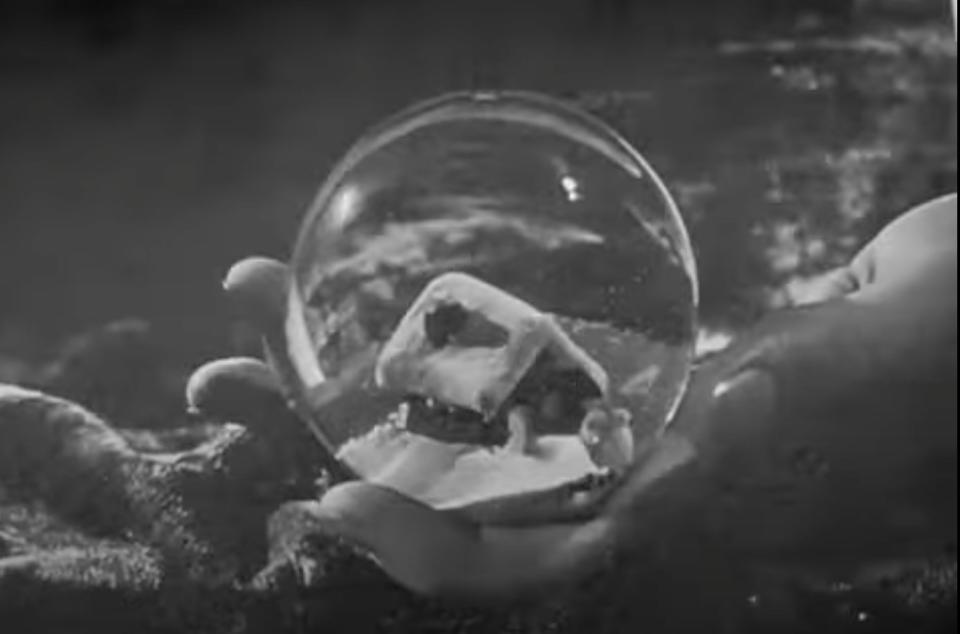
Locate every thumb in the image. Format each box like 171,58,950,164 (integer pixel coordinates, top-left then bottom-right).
717,194,956,421
704,292,953,466
714,300,880,419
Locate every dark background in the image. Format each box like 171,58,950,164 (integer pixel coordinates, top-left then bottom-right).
0,0,955,376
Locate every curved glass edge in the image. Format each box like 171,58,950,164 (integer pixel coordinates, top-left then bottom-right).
285,90,701,441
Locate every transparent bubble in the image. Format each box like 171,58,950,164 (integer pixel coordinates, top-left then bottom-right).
282,91,698,510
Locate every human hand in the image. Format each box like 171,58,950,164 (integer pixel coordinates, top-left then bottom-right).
611,193,957,564
188,194,955,599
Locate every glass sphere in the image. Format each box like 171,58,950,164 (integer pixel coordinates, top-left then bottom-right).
282,91,698,511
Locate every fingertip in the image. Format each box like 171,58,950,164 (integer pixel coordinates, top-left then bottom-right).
186,356,281,415
223,257,289,328
222,256,287,294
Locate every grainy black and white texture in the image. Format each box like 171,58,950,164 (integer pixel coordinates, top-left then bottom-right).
0,1,956,632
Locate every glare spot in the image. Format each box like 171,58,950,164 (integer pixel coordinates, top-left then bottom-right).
696,327,734,358
329,184,363,229
561,175,582,202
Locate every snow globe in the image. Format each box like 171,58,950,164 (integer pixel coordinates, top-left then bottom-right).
281,91,698,510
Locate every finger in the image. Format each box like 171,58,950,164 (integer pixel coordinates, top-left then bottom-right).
687,354,955,563
222,256,295,377
222,256,320,398
612,323,837,556
698,301,899,486
717,278,955,427
222,258,359,483
317,480,617,600
222,257,289,336
221,259,303,411
735,194,958,414
185,357,310,453
186,355,353,493
684,306,955,563
453,473,621,527
186,357,284,424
